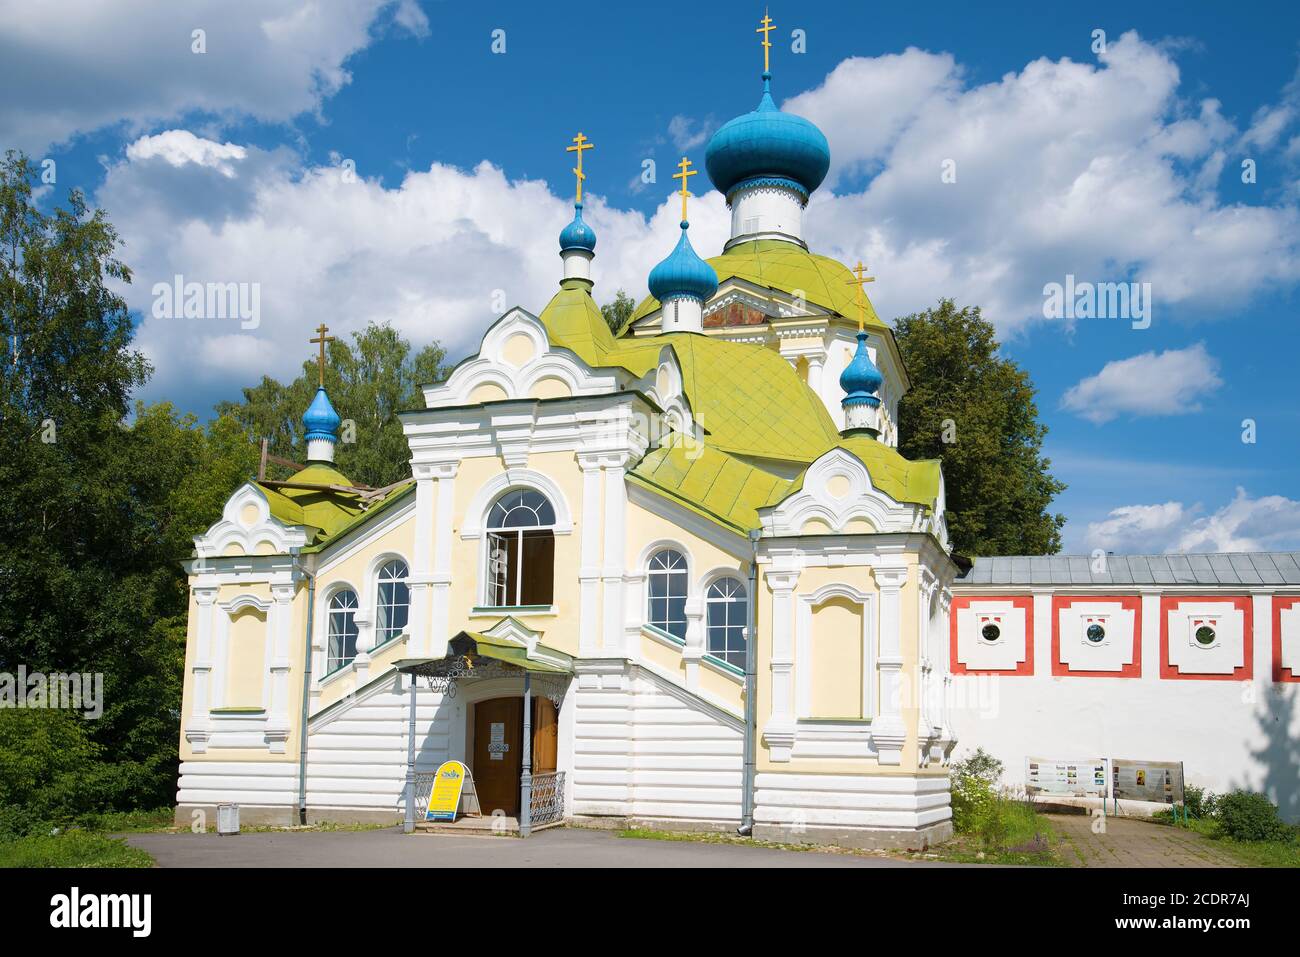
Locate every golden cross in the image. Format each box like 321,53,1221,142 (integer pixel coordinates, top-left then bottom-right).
847,261,875,331
566,131,594,203
309,322,335,386
673,156,697,221
756,11,775,73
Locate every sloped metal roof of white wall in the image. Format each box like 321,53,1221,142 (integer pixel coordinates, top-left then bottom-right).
956,552,1300,587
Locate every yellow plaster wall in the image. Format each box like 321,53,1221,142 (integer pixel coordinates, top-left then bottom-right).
225,606,267,708
754,551,935,776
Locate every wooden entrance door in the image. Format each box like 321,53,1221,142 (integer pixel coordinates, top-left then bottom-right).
473,697,522,817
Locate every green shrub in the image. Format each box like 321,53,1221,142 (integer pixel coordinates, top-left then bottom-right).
949,748,1004,839
1215,791,1294,843
1183,785,1218,819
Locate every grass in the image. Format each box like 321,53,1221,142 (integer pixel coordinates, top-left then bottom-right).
0,831,153,868
1151,811,1300,868
614,806,1066,866
917,798,1064,866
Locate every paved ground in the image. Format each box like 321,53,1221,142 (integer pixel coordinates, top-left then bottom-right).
1045,813,1242,867
125,826,957,868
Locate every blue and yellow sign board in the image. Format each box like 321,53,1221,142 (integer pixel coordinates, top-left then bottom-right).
425,760,470,821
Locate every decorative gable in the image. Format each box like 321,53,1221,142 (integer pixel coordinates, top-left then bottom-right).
762,447,945,545
194,483,309,560
422,308,624,408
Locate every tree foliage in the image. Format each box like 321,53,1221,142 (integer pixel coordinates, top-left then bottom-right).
0,152,454,820
600,289,636,334
216,323,449,488
893,299,1066,556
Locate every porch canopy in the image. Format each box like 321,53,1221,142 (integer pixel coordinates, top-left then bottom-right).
394,629,573,836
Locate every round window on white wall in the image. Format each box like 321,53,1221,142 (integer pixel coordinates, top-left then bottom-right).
1086,623,1106,643
980,623,1001,643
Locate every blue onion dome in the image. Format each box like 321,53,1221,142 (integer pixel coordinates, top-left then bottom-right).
840,332,883,406
648,221,719,303
303,385,341,441
559,202,596,253
705,72,831,201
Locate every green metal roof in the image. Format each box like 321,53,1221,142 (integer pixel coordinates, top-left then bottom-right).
629,432,792,533
256,465,415,551
787,435,942,509
539,281,842,464
625,239,886,332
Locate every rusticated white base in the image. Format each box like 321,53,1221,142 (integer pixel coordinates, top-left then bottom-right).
754,771,952,848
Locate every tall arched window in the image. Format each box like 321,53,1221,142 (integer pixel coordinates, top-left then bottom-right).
486,489,556,607
375,559,410,646
327,589,359,673
647,548,689,640
706,577,747,668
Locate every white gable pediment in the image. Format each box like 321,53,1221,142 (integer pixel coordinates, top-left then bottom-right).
762,448,931,539
422,308,623,408
194,483,309,560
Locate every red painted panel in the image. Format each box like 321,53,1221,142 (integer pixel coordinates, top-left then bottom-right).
1158,595,1252,681
1273,596,1300,683
950,595,1034,676
1051,595,1142,678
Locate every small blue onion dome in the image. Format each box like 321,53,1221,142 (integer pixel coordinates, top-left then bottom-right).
559,202,596,253
303,385,341,441
840,332,883,407
705,72,831,200
648,221,719,303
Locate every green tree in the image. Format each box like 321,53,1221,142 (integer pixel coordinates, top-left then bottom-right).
217,323,449,488
0,151,257,815
893,299,1065,556
601,289,636,334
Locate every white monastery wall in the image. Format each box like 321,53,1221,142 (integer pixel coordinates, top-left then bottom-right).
948,590,1300,820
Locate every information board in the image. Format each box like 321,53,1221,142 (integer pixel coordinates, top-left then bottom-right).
1112,759,1183,805
425,760,471,822
1025,757,1108,796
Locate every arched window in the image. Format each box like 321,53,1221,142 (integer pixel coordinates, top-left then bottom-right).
327,589,359,673
375,559,410,646
647,548,689,640
486,489,556,607
706,577,747,668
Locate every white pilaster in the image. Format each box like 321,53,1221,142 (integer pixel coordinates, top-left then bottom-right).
600,457,629,656
682,595,705,689
871,562,910,766
762,564,801,762
427,462,458,659
577,455,604,657
186,586,219,753
266,581,295,753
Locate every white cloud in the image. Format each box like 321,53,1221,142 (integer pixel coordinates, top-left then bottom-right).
786,32,1300,330
126,130,247,178
1084,488,1300,553
0,0,428,154
100,131,729,408
1060,343,1222,424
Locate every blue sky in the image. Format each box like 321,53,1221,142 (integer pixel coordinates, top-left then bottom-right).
4,0,1299,554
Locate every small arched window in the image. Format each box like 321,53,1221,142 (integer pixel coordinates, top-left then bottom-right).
486,489,556,607
375,559,410,646
706,577,747,668
327,589,359,673
647,548,689,640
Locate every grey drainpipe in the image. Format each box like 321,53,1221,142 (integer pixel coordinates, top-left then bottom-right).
738,528,760,836
294,551,315,825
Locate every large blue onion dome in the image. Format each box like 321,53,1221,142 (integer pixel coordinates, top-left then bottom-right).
840,332,883,407
303,385,341,441
705,72,831,201
648,222,719,303
559,202,596,253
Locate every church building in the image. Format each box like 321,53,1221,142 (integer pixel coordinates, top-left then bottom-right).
177,20,1300,845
